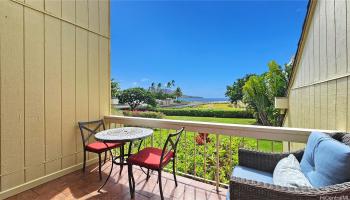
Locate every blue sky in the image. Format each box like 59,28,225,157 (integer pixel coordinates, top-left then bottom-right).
111,0,308,98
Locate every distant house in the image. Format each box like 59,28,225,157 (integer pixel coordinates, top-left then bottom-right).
283,0,349,133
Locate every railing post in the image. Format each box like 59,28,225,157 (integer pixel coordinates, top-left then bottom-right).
194,132,197,177
215,134,220,192
185,131,188,173
203,133,207,181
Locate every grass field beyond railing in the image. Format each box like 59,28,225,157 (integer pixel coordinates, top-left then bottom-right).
105,116,314,189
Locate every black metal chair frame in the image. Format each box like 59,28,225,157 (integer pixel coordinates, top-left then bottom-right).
78,119,125,180
128,128,184,200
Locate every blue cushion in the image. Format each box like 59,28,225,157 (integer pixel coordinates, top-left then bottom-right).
231,165,273,184
300,131,350,187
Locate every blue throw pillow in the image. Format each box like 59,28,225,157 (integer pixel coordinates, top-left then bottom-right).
300,132,350,187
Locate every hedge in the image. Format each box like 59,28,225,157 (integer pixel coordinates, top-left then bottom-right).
122,110,164,119
156,108,253,118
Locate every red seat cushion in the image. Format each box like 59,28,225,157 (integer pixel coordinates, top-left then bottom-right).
86,142,122,153
127,147,174,170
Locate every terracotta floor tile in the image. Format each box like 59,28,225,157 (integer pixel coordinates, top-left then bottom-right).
6,163,227,200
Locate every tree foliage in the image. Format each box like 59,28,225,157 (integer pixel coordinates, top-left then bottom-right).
174,87,183,99
111,79,121,98
118,87,156,110
148,80,179,100
242,61,291,126
225,74,255,104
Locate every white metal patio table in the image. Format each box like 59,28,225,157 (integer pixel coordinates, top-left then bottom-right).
94,127,153,192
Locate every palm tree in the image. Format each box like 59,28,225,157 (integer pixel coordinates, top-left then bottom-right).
174,87,183,100
166,81,172,88
149,82,156,92
157,83,162,92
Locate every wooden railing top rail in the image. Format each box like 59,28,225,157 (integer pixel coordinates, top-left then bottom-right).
104,115,336,143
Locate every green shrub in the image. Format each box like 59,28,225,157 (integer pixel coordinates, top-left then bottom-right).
157,108,253,118
122,110,164,119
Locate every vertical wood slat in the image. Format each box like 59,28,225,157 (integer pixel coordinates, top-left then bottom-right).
0,1,25,190
24,7,45,181
313,1,320,82
0,0,111,194
76,0,88,28
44,15,62,174
326,0,336,77
334,0,347,75
61,22,76,169
88,0,99,33
327,81,336,130
88,32,99,161
319,0,327,80
336,77,348,131
75,27,89,164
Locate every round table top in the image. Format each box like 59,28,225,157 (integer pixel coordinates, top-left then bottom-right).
95,127,153,142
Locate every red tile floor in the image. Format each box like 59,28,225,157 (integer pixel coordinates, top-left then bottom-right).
7,162,227,200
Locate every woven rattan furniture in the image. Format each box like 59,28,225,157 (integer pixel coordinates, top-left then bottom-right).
229,132,350,200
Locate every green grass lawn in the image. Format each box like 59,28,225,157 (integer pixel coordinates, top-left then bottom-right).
111,107,282,183
147,115,281,183
195,103,239,110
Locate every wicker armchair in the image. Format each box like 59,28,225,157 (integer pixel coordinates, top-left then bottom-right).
229,132,350,200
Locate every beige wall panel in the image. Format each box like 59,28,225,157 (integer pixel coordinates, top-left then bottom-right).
335,0,347,75
1,173,25,191
88,33,100,159
320,83,328,130
88,33,100,121
25,0,44,10
319,0,327,80
62,22,76,167
76,28,89,162
288,90,295,126
314,84,321,128
348,78,350,131
24,8,45,181
0,0,110,195
45,159,61,175
304,87,310,128
307,25,314,84
45,16,62,170
99,0,109,36
99,37,110,117
313,2,320,82
348,0,350,73
326,0,336,77
309,86,315,128
45,0,61,17
336,77,347,131
62,0,76,23
327,80,336,130
25,165,45,182
296,89,301,128
0,1,25,189
62,155,75,169
88,0,99,33
76,0,88,28
300,56,305,86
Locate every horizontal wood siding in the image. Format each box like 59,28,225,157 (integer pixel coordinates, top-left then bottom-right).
286,0,350,133
0,0,110,194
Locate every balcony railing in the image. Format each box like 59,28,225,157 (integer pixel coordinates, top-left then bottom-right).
104,115,331,191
